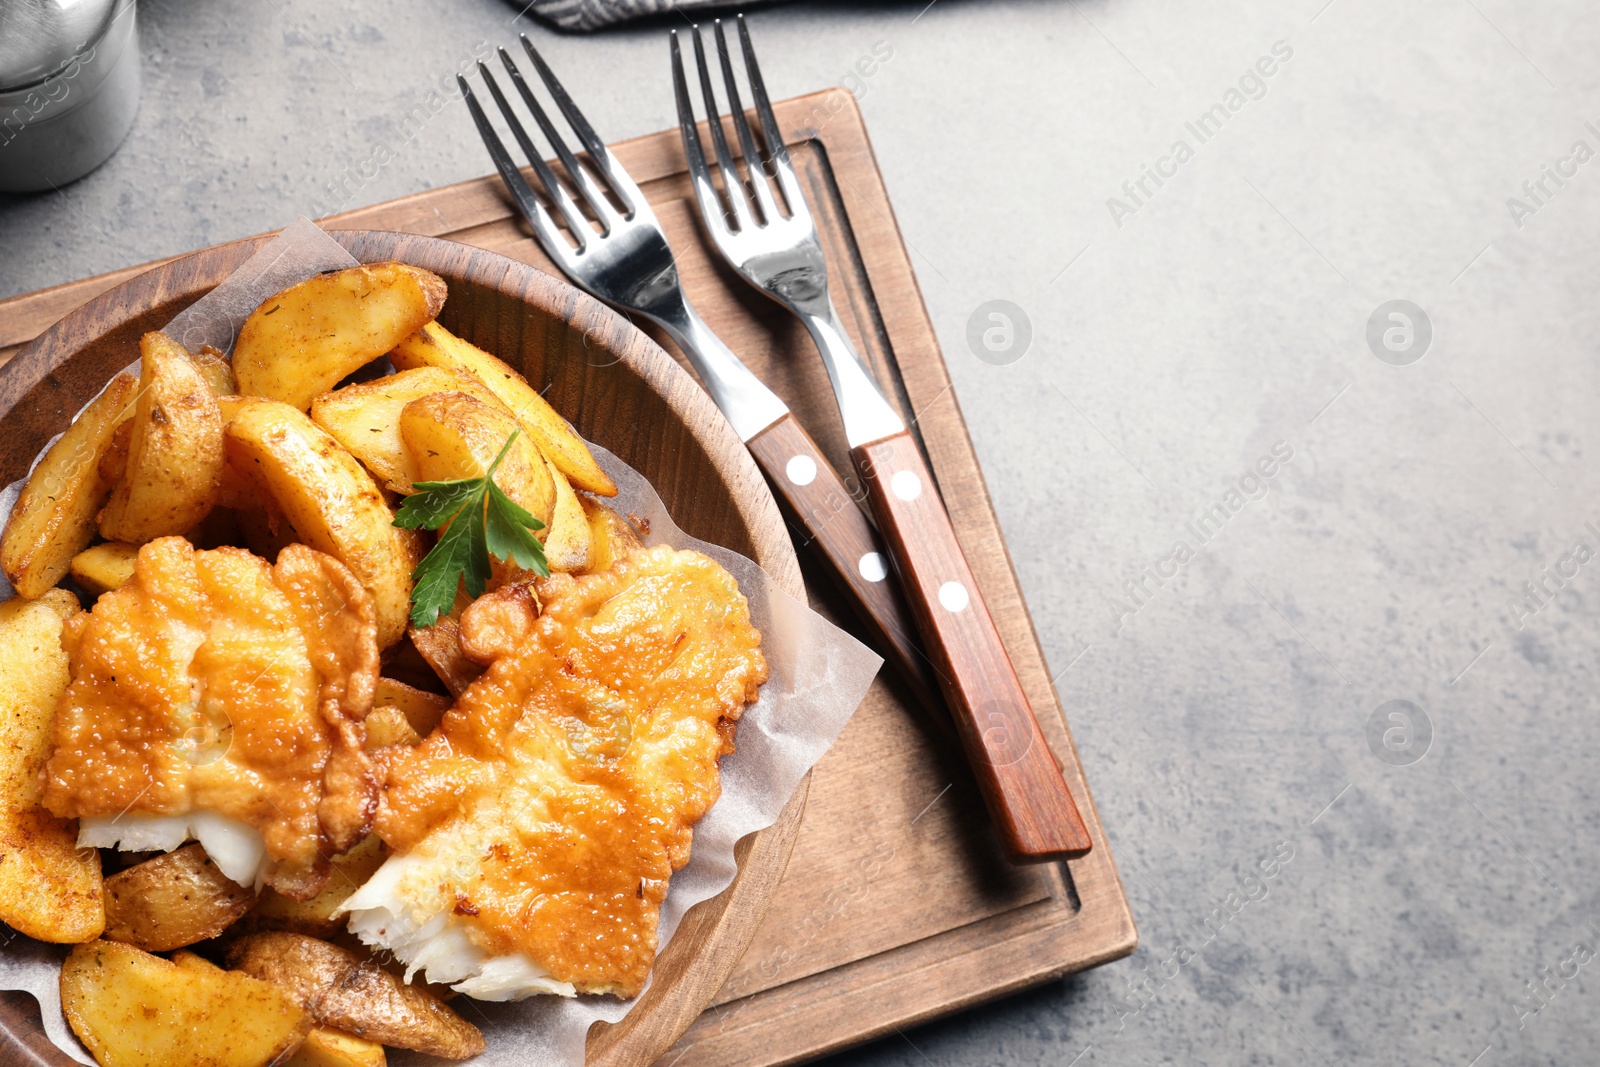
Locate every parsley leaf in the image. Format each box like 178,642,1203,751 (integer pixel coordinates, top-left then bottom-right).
394,431,548,629
394,478,480,529
485,481,546,572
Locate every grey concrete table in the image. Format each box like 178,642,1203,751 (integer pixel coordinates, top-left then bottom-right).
4,1,1598,1064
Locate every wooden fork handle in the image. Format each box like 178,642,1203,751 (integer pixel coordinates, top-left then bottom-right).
747,414,943,712
853,430,1092,862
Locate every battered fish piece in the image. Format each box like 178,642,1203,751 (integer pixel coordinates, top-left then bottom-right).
43,537,379,899
344,546,767,999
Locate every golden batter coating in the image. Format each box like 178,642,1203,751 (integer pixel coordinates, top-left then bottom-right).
374,545,767,997
42,537,379,898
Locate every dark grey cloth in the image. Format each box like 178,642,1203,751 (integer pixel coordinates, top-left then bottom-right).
516,0,779,32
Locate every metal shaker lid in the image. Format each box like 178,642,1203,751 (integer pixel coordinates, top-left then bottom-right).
0,0,122,92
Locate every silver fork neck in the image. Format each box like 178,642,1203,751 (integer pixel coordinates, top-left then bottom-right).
785,294,906,449
641,292,790,443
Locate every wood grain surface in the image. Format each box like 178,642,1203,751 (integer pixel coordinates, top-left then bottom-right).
0,91,1136,1067
745,412,941,712
855,430,1091,861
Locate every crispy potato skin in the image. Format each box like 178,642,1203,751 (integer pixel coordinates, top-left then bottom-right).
103,843,255,952
285,1028,388,1067
96,417,132,490
227,932,485,1060
239,834,387,939
407,611,484,698
0,373,137,598
311,366,514,495
390,320,616,496
61,940,310,1067
540,456,592,573
0,591,103,943
189,345,238,396
68,541,140,596
223,397,415,647
399,391,557,528
374,676,451,736
235,263,447,411
581,496,643,574
99,332,225,544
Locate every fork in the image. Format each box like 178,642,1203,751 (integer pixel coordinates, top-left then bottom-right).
456,39,942,714
673,17,1091,862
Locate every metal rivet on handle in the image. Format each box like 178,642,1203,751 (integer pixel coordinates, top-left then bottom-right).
786,454,817,486
938,581,969,612
859,552,888,582
891,470,921,500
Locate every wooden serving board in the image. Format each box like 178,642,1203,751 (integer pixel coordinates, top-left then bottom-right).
0,91,1136,1065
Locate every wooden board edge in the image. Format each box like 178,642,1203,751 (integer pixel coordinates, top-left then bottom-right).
663,888,1138,1066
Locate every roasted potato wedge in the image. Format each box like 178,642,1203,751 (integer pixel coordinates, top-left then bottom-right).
375,676,451,736
227,932,485,1060
311,366,512,494
0,590,102,943
409,588,483,697
364,705,423,750
223,397,416,647
213,396,256,509
95,418,132,491
241,834,387,939
171,948,225,974
408,611,484,698
391,320,616,496
235,263,447,411
540,458,592,573
61,940,309,1067
214,458,254,510
68,541,139,596
0,373,137,597
286,1028,387,1067
582,496,643,574
189,344,238,396
103,843,255,952
99,331,224,544
400,391,557,527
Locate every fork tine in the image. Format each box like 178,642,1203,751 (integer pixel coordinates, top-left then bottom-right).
499,47,622,232
671,30,730,236
712,19,779,225
689,25,754,232
735,14,809,224
477,60,592,246
519,35,635,216
458,74,570,257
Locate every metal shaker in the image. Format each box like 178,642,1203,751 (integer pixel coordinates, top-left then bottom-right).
0,0,139,193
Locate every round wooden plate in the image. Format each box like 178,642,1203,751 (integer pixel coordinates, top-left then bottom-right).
0,229,809,1067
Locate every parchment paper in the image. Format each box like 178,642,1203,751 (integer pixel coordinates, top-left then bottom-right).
0,219,882,1066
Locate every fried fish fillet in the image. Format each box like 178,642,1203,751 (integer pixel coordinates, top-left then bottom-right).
343,545,767,999
42,537,379,898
